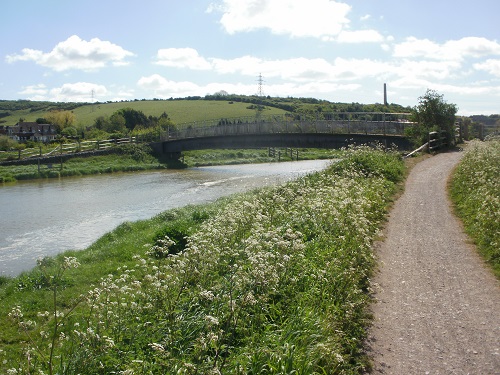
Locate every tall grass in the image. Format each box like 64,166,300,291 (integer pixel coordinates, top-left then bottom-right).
450,139,500,277
1,146,405,374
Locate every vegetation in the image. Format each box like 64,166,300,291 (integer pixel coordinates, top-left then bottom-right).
0,144,174,183
0,145,341,183
450,139,500,278
407,89,458,147
0,146,405,374
457,115,500,140
0,99,288,129
183,148,340,167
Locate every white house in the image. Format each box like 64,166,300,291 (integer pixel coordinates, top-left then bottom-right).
8,122,57,142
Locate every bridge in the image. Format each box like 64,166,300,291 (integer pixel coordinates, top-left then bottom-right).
150,112,415,159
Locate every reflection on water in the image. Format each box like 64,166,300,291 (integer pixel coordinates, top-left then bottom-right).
0,160,331,276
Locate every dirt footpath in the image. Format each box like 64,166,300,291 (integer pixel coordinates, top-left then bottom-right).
366,151,500,374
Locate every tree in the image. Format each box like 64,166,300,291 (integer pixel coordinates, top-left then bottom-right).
45,110,75,132
409,89,458,146
0,134,17,151
108,113,127,134
117,108,149,130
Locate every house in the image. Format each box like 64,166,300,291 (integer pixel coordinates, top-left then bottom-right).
8,122,57,143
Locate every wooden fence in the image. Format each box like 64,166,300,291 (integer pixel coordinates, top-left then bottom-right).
0,137,136,163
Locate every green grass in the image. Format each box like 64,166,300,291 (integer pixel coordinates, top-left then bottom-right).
183,148,341,167
450,139,500,278
1,146,341,183
0,145,174,183
0,147,405,374
1,100,288,128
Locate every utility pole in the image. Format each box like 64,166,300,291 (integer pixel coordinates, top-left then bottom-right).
91,89,95,112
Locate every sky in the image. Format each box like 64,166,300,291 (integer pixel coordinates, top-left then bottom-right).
1,0,499,115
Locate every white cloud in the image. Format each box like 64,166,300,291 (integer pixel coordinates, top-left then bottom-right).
155,48,212,70
393,37,439,59
213,0,352,39
19,84,48,96
396,59,462,80
474,59,500,77
394,36,500,61
337,29,385,43
137,73,361,99
392,76,500,96
48,82,108,102
137,73,251,98
137,74,201,97
211,55,394,82
6,35,134,71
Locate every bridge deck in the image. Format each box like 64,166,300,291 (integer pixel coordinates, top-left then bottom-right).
151,119,414,157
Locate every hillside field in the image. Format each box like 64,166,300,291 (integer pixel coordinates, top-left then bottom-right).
1,100,288,127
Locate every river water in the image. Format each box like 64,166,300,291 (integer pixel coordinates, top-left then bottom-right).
0,160,331,276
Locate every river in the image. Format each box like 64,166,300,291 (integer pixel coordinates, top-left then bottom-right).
0,160,332,276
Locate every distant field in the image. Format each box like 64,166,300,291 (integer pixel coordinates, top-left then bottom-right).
1,100,288,127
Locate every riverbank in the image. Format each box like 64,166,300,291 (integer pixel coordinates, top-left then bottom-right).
0,145,340,183
0,146,405,374
0,159,333,276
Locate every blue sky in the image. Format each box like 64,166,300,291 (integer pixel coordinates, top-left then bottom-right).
1,0,499,115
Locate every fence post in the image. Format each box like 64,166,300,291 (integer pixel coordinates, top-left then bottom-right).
383,113,386,136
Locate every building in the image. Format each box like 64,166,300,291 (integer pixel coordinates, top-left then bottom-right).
8,122,57,143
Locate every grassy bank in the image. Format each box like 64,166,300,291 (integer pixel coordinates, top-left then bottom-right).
450,139,500,278
183,148,340,167
0,147,339,183
0,144,171,183
0,146,405,374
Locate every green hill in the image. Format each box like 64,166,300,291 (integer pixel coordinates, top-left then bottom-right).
0,99,287,127
0,96,414,129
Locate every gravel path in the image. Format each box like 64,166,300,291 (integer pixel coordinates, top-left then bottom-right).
366,151,500,374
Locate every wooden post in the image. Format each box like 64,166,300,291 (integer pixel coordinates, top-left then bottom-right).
383,113,386,136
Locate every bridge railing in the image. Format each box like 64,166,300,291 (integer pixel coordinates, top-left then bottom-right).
162,113,415,141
